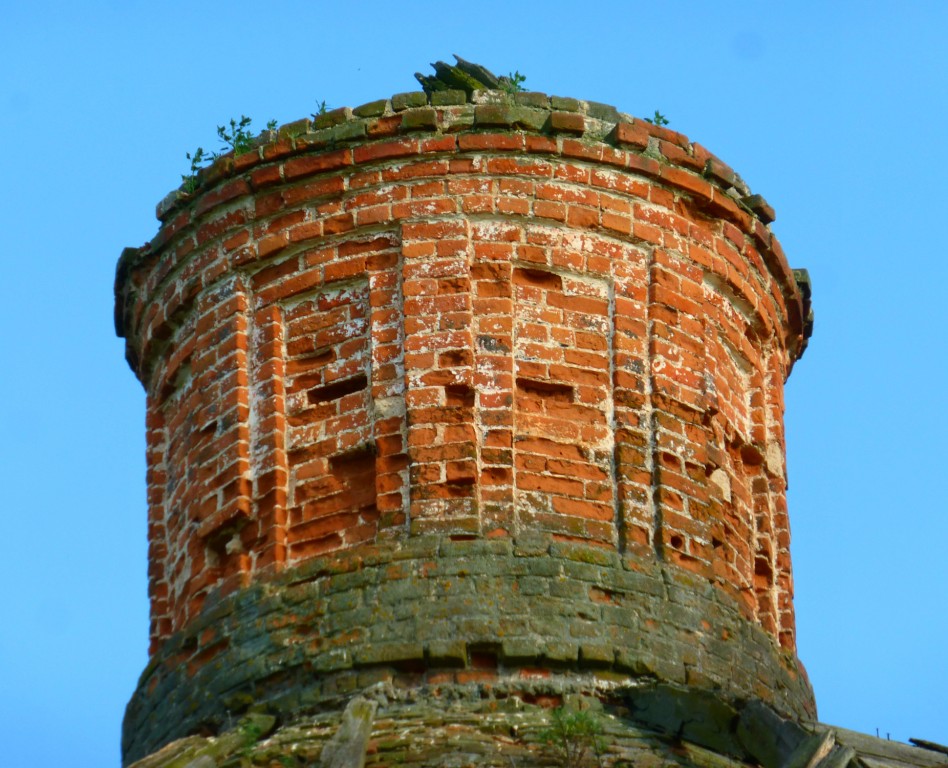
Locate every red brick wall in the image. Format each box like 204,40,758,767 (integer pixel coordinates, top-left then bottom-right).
116,92,810,657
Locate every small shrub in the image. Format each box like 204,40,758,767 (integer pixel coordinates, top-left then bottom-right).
181,114,269,192
538,707,605,768
239,719,264,744
216,115,256,157
181,147,212,193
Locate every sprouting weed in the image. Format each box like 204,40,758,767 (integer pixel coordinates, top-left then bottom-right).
216,115,256,156
644,110,669,126
501,70,527,94
311,99,330,119
181,114,266,192
181,147,211,193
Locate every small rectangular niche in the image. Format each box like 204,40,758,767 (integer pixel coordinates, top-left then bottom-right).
328,444,378,513
515,377,574,402
512,267,563,290
307,373,368,404
445,383,476,408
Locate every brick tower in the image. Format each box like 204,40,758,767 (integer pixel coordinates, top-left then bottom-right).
116,59,815,766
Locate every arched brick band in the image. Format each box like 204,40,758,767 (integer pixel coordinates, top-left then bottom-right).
122,535,814,763
116,87,814,763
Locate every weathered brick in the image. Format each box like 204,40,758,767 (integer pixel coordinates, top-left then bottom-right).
547,111,585,135
391,91,428,111
400,108,438,132
284,149,352,179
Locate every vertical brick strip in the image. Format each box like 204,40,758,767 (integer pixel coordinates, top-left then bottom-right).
142,275,254,627
144,400,171,654
510,232,615,545
471,257,515,535
645,245,665,562
401,218,479,534
194,278,254,606
250,304,289,571
281,278,375,560
646,248,711,576
764,349,796,650
613,248,651,556
749,357,777,637
367,237,409,536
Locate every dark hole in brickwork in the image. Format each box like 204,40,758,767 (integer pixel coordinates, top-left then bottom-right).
287,443,322,465
740,443,765,466
328,442,377,469
328,444,378,518
517,692,564,708
515,377,574,402
754,556,773,588
426,653,466,669
188,722,220,739
205,529,245,581
160,358,192,402
445,383,475,408
669,534,684,549
153,301,191,345
439,349,473,367
288,348,336,384
422,480,475,498
468,644,500,669
470,652,498,670
513,267,563,290
307,373,368,404
393,659,427,674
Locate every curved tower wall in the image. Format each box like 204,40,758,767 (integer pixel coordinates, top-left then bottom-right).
116,87,813,763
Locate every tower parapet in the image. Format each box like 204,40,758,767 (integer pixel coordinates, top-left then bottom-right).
116,64,813,764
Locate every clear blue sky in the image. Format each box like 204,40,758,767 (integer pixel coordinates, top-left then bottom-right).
2,2,946,765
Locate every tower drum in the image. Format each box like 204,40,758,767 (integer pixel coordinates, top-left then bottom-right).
116,67,813,764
